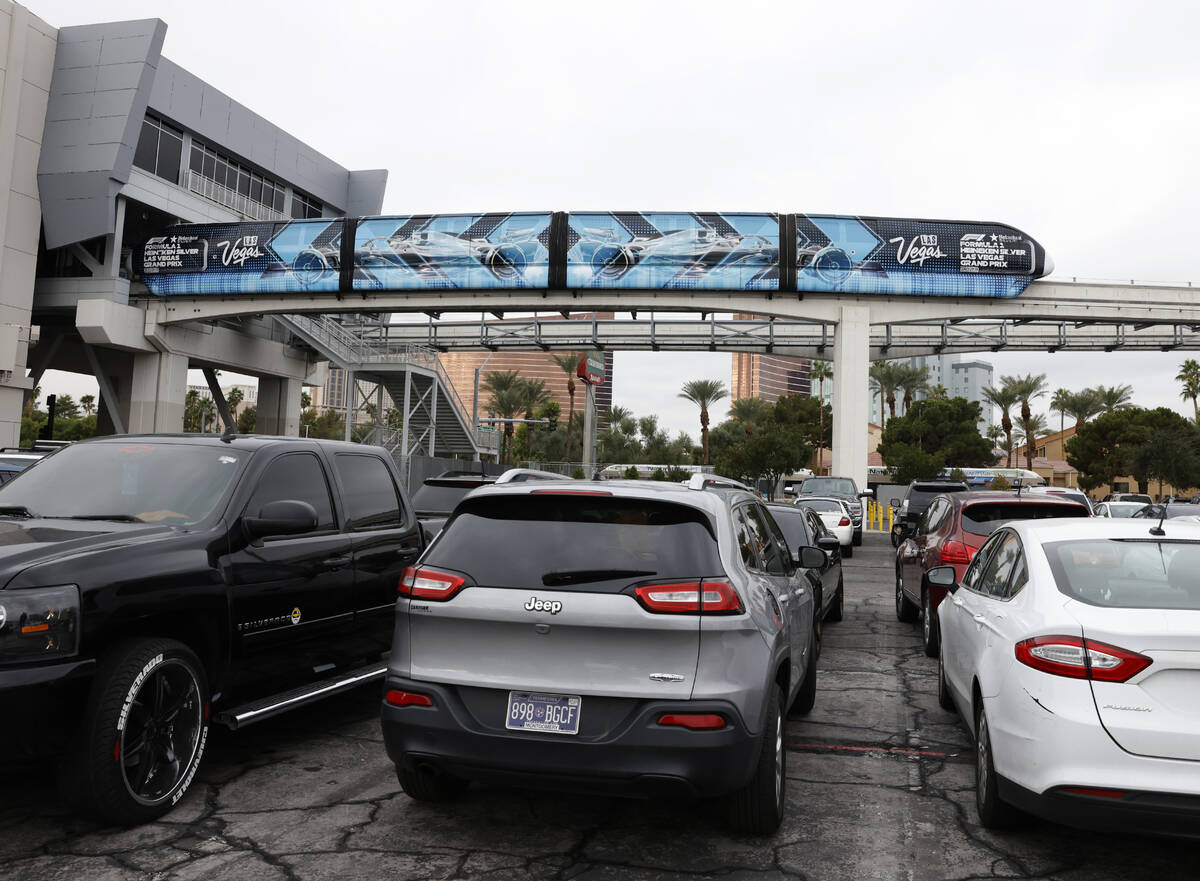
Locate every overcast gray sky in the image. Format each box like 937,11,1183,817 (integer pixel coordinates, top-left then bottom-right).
27,0,1200,438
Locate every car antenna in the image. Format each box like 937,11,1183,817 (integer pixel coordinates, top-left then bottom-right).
1150,505,1167,537
1013,478,1023,498
220,423,237,443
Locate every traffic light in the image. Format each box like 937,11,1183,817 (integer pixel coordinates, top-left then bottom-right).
544,416,557,431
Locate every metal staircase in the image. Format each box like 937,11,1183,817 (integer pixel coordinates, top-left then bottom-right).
275,313,495,462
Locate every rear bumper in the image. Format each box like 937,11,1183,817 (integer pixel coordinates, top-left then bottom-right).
998,776,1200,840
381,677,761,798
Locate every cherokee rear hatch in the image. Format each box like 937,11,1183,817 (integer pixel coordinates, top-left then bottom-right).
405,492,726,700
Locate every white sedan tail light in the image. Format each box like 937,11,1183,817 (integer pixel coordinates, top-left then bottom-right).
1015,635,1152,683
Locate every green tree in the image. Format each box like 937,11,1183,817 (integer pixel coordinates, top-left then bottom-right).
1178,359,1200,423
808,360,833,472
1049,387,1070,437
552,352,583,460
237,405,257,433
52,393,80,420
301,390,312,410
728,396,771,438
877,397,994,476
716,420,809,492
1064,388,1103,428
898,363,931,414
80,394,96,417
678,379,728,465
226,387,245,412
1134,424,1200,498
623,465,639,479
1095,383,1134,413
868,361,906,428
877,442,945,485
1005,373,1048,472
982,382,1020,467
1066,407,1190,493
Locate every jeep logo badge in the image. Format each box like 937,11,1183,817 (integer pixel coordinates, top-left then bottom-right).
524,596,562,615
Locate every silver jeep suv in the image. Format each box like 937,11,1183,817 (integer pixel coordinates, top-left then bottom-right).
381,479,822,833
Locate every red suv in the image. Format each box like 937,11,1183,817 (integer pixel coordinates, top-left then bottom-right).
894,491,1090,656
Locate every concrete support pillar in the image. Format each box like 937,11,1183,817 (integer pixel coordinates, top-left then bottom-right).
0,387,24,447
128,350,188,434
257,376,302,436
832,305,871,490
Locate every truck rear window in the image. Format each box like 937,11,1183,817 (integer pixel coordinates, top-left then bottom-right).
962,502,1090,536
426,495,723,591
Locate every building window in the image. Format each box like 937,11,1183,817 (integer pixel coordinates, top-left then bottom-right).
291,189,323,219
133,115,184,183
187,140,288,219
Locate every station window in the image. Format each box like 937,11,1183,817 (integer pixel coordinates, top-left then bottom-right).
291,189,323,219
133,115,184,183
188,140,287,214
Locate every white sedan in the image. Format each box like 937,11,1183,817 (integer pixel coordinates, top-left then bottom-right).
932,518,1200,837
1093,501,1148,518
794,497,854,558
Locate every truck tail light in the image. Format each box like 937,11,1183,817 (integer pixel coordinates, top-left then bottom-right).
1015,635,1152,683
633,579,742,615
939,541,973,564
399,566,466,601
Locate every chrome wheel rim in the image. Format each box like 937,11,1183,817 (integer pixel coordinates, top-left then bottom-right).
976,712,991,800
120,659,204,805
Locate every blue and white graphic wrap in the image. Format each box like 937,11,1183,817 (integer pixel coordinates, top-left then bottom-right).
136,211,1050,298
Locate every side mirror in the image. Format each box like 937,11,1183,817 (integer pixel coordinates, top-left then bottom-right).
816,535,841,555
244,499,318,539
889,498,900,509
926,565,958,593
798,546,828,569
858,489,874,498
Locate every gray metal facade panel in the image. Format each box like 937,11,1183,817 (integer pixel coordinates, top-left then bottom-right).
148,58,386,213
347,169,388,216
38,19,166,249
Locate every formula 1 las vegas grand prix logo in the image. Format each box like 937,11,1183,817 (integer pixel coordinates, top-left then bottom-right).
216,235,265,267
890,234,946,267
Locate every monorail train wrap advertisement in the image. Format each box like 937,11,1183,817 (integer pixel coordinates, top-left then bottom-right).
136,212,1050,297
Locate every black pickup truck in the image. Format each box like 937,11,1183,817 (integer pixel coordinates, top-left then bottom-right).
0,434,422,824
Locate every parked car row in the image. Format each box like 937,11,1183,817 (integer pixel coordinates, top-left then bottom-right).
890,480,1200,837
0,440,849,835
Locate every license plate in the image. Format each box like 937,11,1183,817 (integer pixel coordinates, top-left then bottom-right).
505,691,582,735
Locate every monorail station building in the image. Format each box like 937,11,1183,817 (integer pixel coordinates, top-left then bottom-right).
0,2,386,446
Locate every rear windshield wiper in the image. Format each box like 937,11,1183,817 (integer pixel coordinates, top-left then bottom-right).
542,568,657,586
0,504,36,518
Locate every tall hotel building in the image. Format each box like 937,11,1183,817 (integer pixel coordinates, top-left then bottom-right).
730,315,812,404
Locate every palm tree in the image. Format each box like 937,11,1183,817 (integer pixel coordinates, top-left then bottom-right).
1013,413,1049,460
986,424,1005,454
1095,383,1134,413
868,361,906,428
226,387,245,414
981,382,1020,467
728,396,771,438
679,379,728,465
1005,373,1048,471
1178,359,1200,422
487,386,525,464
1049,388,1070,436
79,394,96,417
898,364,931,414
551,352,583,459
518,378,549,421
808,360,833,472
1063,388,1103,428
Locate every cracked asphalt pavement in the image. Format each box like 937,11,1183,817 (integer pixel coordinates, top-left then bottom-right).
2,533,1194,880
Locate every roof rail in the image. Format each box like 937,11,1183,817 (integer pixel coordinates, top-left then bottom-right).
686,473,756,493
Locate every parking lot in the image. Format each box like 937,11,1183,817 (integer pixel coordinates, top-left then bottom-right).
2,533,1194,881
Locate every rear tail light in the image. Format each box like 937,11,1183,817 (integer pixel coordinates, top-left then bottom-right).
657,713,726,730
385,689,434,707
633,579,743,614
1015,635,1152,683
399,566,466,601
838,516,851,527
939,541,973,564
